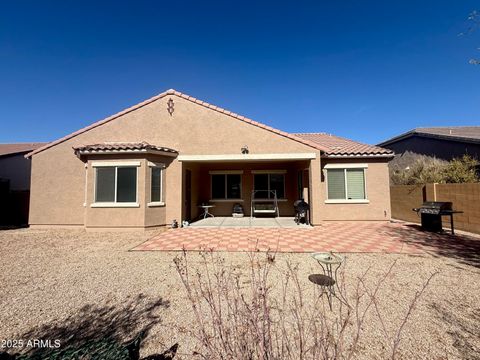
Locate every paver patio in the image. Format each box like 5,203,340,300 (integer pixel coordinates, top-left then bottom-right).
133,221,480,255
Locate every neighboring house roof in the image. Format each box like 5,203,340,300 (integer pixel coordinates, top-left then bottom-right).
378,126,480,146
26,89,329,158
0,142,47,157
294,133,394,157
73,142,178,156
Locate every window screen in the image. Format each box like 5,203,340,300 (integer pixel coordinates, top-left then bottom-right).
117,167,137,202
151,167,162,202
327,169,346,199
226,174,241,199
270,174,285,199
253,174,269,199
95,167,115,202
211,174,226,199
346,169,365,199
254,173,285,199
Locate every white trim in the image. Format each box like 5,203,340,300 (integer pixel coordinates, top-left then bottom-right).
323,154,393,159
178,153,316,162
324,199,370,204
83,164,88,207
92,161,141,167
147,201,165,207
251,170,287,174
78,149,177,157
91,202,140,208
147,161,165,168
324,163,368,169
208,170,244,175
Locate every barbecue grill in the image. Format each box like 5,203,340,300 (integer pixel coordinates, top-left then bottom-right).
294,199,310,225
412,201,463,234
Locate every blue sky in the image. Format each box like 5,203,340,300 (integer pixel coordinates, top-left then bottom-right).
0,0,479,145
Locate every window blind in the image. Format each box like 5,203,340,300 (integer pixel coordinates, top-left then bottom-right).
327,169,346,199
346,169,365,199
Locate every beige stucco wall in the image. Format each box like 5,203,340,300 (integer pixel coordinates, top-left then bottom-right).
29,95,317,229
317,158,391,222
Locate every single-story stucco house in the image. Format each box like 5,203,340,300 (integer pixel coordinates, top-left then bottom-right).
26,89,394,231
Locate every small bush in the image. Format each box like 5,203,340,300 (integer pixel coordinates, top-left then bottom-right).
174,250,436,359
390,154,479,185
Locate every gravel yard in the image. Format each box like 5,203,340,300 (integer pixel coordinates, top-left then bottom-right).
0,228,479,359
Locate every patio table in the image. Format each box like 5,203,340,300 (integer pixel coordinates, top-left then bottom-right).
198,204,215,219
311,252,348,309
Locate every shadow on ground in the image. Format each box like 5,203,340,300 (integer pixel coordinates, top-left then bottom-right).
384,224,480,268
429,301,480,359
0,294,177,359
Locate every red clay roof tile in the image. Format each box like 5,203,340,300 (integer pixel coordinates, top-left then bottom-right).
294,133,393,157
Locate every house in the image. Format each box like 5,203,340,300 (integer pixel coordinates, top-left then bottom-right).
378,126,480,161
26,89,394,231
0,142,47,225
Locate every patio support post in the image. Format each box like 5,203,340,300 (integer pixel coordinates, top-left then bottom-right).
309,151,322,225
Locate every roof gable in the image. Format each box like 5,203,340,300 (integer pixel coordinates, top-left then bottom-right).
26,89,327,158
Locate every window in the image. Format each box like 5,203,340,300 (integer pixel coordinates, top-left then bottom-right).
327,168,366,200
211,174,242,200
95,166,137,203
253,173,285,199
149,165,164,205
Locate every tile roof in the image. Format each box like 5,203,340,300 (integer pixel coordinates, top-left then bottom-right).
73,142,178,155
0,142,48,157
26,89,328,158
378,126,480,146
293,133,394,157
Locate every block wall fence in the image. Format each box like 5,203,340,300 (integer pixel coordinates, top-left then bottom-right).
390,183,480,234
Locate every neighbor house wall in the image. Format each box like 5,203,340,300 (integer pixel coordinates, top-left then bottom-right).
382,136,480,161
317,159,392,221
0,153,32,191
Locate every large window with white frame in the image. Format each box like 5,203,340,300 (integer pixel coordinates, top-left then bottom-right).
325,165,367,202
94,165,138,204
210,171,242,200
149,163,165,206
253,171,286,199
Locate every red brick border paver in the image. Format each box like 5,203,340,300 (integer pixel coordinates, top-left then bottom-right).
129,221,479,254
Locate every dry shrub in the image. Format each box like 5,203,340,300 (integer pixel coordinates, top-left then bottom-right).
174,250,436,360
390,153,479,185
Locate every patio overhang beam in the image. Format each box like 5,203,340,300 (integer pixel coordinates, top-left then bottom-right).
177,153,316,162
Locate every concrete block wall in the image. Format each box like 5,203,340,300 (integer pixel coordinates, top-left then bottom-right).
390,183,480,234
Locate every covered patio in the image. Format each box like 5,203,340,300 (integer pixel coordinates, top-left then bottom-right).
180,153,315,222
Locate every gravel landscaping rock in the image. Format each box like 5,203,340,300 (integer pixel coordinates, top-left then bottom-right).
0,228,479,359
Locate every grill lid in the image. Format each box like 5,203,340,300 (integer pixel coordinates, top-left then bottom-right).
420,202,453,211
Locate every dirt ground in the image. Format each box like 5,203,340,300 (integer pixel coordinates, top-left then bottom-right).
0,228,479,359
